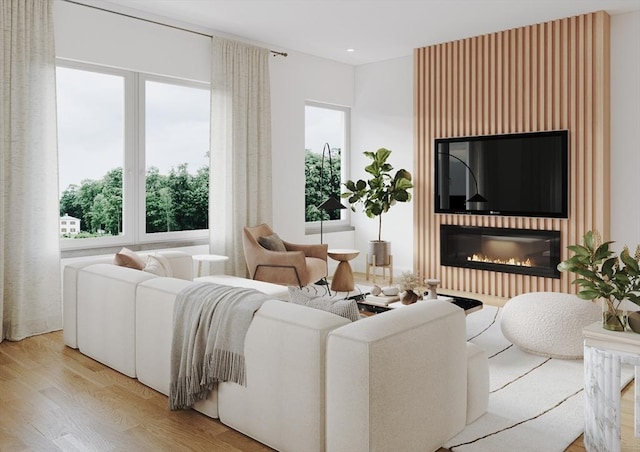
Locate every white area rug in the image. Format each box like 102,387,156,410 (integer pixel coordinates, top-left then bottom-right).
445,305,635,452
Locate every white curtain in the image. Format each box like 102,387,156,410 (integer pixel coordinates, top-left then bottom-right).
210,37,272,276
0,0,62,341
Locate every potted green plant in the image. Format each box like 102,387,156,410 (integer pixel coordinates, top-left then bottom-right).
342,148,413,266
557,230,640,331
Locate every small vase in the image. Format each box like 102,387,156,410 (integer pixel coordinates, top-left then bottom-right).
602,306,626,332
627,311,640,333
401,290,420,305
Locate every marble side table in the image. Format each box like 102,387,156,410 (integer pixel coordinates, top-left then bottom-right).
582,322,640,451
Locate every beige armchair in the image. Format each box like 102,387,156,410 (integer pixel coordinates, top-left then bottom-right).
243,223,328,287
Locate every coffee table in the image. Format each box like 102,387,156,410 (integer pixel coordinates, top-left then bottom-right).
355,292,483,315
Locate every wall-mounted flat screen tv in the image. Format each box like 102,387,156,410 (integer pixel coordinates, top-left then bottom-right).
434,130,568,218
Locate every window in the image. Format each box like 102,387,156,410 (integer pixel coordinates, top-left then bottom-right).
56,61,210,249
143,78,210,236
304,102,349,228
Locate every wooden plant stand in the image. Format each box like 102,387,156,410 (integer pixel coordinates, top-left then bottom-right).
366,254,393,284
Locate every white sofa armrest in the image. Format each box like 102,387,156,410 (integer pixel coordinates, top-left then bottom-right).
326,301,468,452
63,251,193,348
63,255,117,348
77,263,156,377
217,300,350,452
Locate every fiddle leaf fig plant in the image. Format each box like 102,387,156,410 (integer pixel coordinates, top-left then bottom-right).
342,148,413,241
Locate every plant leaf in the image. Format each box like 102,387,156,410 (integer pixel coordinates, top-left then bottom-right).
568,244,591,256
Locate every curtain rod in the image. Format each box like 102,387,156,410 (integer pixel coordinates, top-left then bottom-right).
61,0,288,57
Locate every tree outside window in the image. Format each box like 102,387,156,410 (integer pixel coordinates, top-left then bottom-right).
304,103,349,223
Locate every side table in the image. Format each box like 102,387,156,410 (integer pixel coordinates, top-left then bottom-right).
193,254,229,277
327,249,359,292
582,322,640,451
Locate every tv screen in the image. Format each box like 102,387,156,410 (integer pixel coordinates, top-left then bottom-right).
434,130,568,218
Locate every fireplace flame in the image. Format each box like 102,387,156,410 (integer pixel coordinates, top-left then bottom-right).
467,254,533,267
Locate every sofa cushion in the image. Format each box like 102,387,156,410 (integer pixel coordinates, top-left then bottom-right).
114,247,146,270
258,233,287,252
288,287,360,322
143,254,174,277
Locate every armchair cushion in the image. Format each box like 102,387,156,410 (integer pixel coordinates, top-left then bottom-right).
258,233,287,252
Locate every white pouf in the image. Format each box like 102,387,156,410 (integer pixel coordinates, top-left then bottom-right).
501,292,601,359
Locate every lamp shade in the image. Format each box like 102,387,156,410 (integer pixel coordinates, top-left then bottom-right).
467,193,488,203
318,195,347,211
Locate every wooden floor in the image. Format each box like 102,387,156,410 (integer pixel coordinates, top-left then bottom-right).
0,273,637,451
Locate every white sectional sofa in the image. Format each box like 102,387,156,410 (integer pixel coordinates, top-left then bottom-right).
63,250,489,452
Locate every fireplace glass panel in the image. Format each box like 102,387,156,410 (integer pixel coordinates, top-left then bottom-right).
440,225,561,278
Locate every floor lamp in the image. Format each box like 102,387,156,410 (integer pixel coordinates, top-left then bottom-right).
317,143,347,244
440,152,488,203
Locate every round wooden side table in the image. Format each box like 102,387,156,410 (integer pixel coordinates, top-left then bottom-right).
328,249,360,292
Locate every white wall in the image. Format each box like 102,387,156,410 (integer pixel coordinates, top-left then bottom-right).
53,1,357,272
54,1,211,82
269,51,355,249
610,10,640,252
351,56,415,275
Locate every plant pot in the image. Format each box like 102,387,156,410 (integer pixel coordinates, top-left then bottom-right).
602,307,626,332
368,240,391,266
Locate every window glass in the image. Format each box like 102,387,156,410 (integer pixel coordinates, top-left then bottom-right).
57,66,125,239
56,62,210,249
304,104,348,223
144,80,209,234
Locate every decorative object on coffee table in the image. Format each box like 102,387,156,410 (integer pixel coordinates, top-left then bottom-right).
557,230,640,331
425,278,440,300
397,271,424,305
342,147,413,271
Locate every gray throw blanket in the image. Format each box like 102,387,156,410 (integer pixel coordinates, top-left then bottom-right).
169,282,269,410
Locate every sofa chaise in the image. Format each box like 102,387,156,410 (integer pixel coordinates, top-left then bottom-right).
63,250,489,452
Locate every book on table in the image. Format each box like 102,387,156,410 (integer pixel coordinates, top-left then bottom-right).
364,294,400,306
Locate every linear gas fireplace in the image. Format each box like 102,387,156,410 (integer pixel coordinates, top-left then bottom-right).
441,225,561,278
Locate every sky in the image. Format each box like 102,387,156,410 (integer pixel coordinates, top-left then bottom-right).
56,66,209,196
304,104,345,158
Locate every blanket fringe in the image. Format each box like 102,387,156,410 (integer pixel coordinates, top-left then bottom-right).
169,350,246,410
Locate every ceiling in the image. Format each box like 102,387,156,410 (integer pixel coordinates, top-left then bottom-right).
84,0,640,65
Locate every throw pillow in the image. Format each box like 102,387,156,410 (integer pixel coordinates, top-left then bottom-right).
258,233,287,252
143,254,174,277
288,287,360,322
114,247,146,270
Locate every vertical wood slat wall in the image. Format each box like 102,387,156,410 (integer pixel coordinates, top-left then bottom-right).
414,11,610,298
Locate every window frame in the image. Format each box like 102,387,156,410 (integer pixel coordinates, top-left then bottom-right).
304,101,351,235
56,59,210,252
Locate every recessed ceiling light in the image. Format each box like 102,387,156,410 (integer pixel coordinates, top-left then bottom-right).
346,48,355,52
